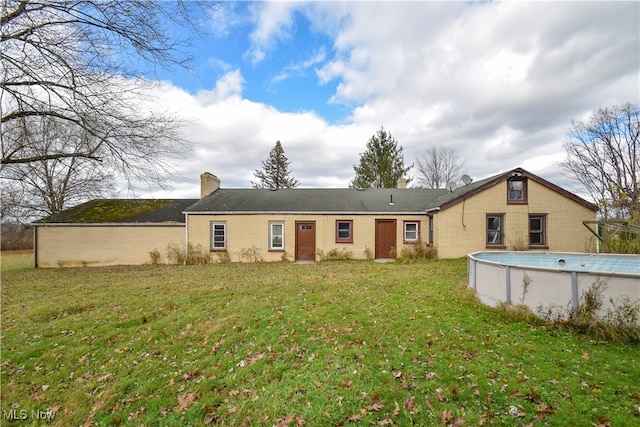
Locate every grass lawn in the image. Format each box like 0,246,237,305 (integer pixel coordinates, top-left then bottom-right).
1,252,639,426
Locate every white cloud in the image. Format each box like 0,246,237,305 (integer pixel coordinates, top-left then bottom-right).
141,1,638,200
271,47,327,84
195,70,244,105
245,2,298,65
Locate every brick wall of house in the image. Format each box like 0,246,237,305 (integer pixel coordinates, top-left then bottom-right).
433,179,597,259
187,214,429,262
35,225,185,267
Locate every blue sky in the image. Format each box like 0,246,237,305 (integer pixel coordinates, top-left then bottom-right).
135,1,639,199
155,3,347,123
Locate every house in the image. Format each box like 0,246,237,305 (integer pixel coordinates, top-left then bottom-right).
33,199,196,267
33,167,598,267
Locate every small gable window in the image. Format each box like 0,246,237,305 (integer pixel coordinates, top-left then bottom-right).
270,221,285,250
507,178,527,204
211,222,226,250
529,214,547,247
336,220,353,243
403,221,419,243
487,214,504,246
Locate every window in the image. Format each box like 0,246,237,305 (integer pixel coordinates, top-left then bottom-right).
269,221,285,250
487,214,504,246
507,178,527,204
336,220,353,243
529,215,547,246
211,222,226,250
403,221,419,242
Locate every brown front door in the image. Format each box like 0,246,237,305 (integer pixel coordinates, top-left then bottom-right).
375,219,396,259
295,221,316,261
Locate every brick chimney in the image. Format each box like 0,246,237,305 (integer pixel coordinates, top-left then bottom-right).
200,172,220,198
397,178,407,189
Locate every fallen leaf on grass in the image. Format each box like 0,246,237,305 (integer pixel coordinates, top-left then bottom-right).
404,396,419,414
392,401,400,417
366,402,384,411
98,374,113,382
128,407,145,421
340,380,353,389
175,393,196,413
211,338,225,354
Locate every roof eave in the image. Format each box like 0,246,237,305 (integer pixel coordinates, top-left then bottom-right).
184,210,430,215
33,222,185,227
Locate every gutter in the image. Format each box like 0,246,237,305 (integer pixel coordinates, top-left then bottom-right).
183,210,431,215
32,222,185,227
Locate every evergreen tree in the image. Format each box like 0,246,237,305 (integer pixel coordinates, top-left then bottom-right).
350,127,412,188
252,141,300,189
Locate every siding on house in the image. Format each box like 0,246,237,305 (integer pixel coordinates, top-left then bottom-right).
31,168,599,266
33,199,196,267
187,213,429,262
432,177,596,258
35,224,185,267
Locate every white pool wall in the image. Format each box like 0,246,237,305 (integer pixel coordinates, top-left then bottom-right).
468,251,640,322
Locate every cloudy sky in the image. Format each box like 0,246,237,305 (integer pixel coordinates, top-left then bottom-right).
138,1,639,199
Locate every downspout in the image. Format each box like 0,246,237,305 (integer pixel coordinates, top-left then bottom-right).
33,226,38,268
184,214,189,265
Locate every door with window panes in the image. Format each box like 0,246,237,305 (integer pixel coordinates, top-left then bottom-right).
295,221,316,261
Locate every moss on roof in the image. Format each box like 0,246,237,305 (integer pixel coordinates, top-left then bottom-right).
35,199,198,224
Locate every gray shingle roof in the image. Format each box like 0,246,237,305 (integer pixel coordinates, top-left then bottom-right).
34,167,597,225
184,188,449,214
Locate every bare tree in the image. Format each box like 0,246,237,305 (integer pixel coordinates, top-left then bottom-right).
414,145,466,189
561,103,639,223
1,1,216,218
2,115,114,221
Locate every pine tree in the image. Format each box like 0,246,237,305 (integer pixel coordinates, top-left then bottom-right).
350,127,412,188
252,141,300,189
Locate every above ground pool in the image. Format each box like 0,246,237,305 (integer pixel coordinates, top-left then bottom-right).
468,251,640,321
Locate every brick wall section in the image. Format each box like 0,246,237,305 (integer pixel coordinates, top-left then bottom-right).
36,225,185,267
434,179,597,258
188,214,428,262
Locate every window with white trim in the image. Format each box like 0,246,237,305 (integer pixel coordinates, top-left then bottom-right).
529,214,546,246
507,178,527,204
269,221,285,250
211,222,226,250
336,220,353,243
403,221,419,242
487,214,504,246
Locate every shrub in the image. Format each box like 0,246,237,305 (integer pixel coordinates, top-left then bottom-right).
187,243,212,265
238,246,263,262
149,248,162,265
398,240,437,262
318,248,353,261
508,232,529,251
535,279,640,342
215,250,231,263
363,246,373,260
280,252,291,262
165,243,212,265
